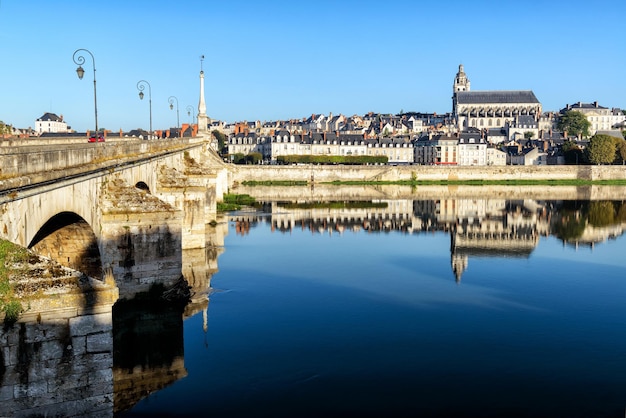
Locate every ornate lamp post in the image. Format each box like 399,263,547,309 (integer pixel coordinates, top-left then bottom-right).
168,96,180,137
186,105,196,125
137,80,152,139
72,49,98,135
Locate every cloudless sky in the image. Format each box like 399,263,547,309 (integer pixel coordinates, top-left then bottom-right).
1,0,625,132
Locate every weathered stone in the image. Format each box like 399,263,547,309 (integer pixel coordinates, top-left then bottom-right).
69,312,113,337
86,332,113,354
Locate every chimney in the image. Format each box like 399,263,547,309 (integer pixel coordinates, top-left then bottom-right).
594,101,598,107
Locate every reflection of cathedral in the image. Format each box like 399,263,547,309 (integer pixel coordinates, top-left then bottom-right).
228,198,625,283
449,200,549,282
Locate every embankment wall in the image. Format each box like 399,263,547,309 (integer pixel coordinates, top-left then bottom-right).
231,165,626,184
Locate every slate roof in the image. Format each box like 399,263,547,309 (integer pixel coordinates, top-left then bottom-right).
456,91,539,105
37,112,63,122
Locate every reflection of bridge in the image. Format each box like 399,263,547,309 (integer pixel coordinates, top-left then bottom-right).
0,216,229,416
0,138,230,299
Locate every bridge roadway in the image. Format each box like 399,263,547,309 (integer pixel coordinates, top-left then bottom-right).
0,136,231,299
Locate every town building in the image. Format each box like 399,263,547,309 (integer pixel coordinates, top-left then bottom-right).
560,102,626,135
35,113,69,134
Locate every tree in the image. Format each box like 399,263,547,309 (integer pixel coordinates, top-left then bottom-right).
557,110,591,138
245,152,262,165
0,121,12,136
524,131,534,140
617,139,626,164
586,134,617,164
211,130,227,154
562,140,585,165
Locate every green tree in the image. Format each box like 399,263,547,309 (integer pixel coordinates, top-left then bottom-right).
561,140,584,165
211,130,228,154
586,134,617,164
0,121,12,136
524,131,534,139
245,152,262,164
616,139,626,164
557,110,591,138
230,153,245,164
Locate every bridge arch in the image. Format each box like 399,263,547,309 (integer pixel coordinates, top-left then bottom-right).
29,211,103,280
135,181,151,194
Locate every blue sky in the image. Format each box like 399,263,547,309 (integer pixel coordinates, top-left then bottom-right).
1,0,624,132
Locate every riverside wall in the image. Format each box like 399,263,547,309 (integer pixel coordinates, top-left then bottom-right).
231,164,626,184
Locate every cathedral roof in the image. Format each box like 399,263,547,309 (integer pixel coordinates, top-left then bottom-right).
456,90,539,104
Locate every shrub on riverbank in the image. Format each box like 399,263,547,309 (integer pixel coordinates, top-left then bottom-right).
217,193,257,212
0,239,27,325
276,155,388,165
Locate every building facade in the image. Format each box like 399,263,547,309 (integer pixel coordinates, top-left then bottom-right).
452,65,542,131
35,113,69,134
560,102,626,135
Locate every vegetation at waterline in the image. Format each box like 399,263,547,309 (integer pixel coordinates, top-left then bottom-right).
276,155,389,165
0,239,27,325
553,200,626,241
242,180,308,186
277,201,388,210
217,193,258,212
326,179,626,186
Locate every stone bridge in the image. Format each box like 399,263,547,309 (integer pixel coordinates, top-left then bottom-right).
0,136,231,300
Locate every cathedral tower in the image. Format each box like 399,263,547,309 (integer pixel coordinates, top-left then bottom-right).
453,64,470,93
452,64,470,123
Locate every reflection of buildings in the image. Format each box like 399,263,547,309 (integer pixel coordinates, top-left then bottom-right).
267,200,417,235
443,200,549,283
233,198,557,283
230,198,625,283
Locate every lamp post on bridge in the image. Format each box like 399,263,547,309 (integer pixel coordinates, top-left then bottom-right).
168,96,180,137
186,105,196,125
72,48,98,136
137,80,152,139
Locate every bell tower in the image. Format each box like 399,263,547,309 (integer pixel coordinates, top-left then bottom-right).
452,64,470,125
453,64,470,93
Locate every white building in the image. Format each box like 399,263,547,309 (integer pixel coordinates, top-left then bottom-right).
560,102,626,135
35,113,68,134
457,134,487,166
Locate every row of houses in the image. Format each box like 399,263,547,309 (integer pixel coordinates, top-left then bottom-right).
226,127,598,166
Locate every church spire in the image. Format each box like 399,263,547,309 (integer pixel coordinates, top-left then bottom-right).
453,64,470,93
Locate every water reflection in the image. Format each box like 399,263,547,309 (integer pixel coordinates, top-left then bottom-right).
3,197,626,417
232,198,626,283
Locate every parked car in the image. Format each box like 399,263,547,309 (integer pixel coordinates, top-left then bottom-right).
88,135,105,143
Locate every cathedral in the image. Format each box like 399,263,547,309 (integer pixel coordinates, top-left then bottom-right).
452,64,542,131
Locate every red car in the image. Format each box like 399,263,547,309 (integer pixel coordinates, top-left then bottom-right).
88,135,105,143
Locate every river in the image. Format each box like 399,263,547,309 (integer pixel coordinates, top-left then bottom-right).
4,190,626,417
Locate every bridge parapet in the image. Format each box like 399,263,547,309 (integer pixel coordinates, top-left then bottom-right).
0,138,204,193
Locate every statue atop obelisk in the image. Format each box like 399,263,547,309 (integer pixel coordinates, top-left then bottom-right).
197,55,209,135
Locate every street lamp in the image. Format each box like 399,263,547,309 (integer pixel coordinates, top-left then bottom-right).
186,105,195,125
168,96,180,137
72,48,98,136
137,80,152,139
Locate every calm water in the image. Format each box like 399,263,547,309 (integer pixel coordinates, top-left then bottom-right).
122,198,626,417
